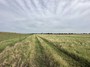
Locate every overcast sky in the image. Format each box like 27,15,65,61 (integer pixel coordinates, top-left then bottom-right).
0,0,90,33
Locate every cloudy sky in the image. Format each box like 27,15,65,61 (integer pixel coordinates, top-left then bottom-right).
0,0,90,33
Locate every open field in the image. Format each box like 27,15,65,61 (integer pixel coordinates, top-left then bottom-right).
0,32,90,67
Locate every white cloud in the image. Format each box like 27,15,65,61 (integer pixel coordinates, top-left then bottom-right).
0,0,90,33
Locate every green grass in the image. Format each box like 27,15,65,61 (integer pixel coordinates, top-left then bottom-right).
0,32,29,41
0,33,90,67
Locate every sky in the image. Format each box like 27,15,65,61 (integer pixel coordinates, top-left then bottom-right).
0,0,90,33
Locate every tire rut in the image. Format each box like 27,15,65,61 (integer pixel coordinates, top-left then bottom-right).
36,36,62,67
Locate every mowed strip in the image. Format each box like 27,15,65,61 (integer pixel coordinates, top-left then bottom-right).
0,35,60,67
0,35,35,67
38,36,85,67
35,36,60,67
37,36,69,67
34,36,49,67
39,36,90,67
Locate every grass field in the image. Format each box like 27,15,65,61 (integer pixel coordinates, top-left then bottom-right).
0,32,90,67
